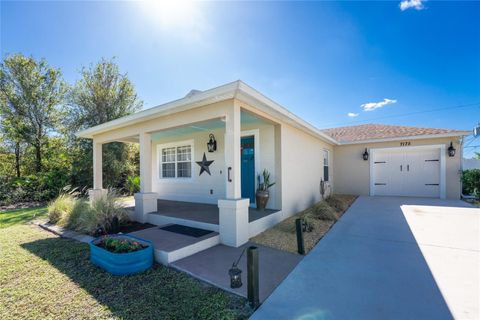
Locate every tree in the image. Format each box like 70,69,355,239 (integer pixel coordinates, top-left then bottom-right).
67,58,142,191
67,58,142,131
0,54,67,172
0,118,24,177
475,152,480,160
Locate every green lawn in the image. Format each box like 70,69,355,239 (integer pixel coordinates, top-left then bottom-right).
0,210,250,320
0,206,47,229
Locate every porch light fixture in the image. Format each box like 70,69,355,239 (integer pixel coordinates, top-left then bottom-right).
228,248,246,288
362,148,369,161
448,142,456,157
207,133,217,152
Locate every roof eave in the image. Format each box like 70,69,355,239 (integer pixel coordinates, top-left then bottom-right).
75,80,241,139
236,82,338,145
75,80,339,145
336,131,472,145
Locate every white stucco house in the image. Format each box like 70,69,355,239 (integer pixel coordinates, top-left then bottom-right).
77,80,470,248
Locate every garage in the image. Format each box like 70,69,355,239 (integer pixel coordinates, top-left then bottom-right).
370,146,445,198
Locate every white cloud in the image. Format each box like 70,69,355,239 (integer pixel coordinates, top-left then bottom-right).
347,112,359,117
399,0,425,11
361,98,397,112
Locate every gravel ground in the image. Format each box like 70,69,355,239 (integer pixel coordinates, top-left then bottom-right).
251,195,357,254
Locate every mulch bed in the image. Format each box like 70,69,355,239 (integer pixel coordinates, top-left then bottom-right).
115,221,156,234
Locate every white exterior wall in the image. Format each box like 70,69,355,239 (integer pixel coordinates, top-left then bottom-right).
333,137,463,199
152,128,226,204
151,121,279,208
241,122,279,209
280,123,334,218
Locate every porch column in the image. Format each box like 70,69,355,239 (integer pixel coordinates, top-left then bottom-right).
218,103,250,247
225,103,241,198
134,132,158,223
88,139,106,201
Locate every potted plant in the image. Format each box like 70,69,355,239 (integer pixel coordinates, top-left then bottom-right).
90,234,153,275
256,169,275,210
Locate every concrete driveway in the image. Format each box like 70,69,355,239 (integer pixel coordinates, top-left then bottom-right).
252,196,480,320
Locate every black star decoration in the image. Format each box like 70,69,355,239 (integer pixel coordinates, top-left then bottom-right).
196,152,214,176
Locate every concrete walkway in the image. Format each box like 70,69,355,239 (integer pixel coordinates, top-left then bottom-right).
252,196,480,320
172,242,303,302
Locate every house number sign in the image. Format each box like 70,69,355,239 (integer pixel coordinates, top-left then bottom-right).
400,141,411,146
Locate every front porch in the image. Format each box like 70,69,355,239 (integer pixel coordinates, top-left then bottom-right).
90,97,284,248
125,198,284,266
127,198,283,239
152,199,279,225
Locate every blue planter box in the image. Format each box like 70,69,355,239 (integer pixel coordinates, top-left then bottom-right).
89,234,153,276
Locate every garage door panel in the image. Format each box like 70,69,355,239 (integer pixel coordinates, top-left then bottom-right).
373,147,441,198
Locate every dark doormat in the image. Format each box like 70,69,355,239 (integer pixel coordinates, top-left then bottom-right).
159,224,213,238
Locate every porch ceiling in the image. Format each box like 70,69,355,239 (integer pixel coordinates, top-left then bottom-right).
113,111,270,143
151,118,225,141
148,112,268,142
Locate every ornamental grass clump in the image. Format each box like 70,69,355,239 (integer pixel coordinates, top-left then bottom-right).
90,190,128,234
301,211,315,232
325,195,350,212
312,201,338,221
47,188,129,235
47,193,76,224
65,199,94,232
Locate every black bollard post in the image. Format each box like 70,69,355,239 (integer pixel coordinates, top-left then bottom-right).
247,246,259,309
296,218,305,255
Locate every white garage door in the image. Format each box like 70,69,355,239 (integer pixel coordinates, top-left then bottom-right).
372,147,441,198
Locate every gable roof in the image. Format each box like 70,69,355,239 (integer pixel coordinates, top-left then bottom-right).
76,80,470,145
322,124,470,144
76,80,338,144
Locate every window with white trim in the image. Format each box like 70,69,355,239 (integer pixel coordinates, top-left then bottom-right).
159,144,192,179
323,149,329,182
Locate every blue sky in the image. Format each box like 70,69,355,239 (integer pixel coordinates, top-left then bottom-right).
1,0,479,156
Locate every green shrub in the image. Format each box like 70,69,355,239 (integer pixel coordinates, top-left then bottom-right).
0,170,70,206
126,176,140,195
462,169,480,198
312,201,338,221
325,195,349,212
47,193,76,224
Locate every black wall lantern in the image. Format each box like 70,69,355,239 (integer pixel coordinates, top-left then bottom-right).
207,133,217,152
448,142,456,157
362,148,369,161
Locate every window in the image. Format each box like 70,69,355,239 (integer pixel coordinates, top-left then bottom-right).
323,150,329,182
159,142,192,179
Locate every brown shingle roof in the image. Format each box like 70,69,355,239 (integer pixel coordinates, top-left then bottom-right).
322,124,468,143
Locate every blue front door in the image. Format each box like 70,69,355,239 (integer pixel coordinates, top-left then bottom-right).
241,136,255,204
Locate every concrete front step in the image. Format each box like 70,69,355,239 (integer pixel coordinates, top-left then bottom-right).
129,226,220,265
155,234,220,265
147,212,219,232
